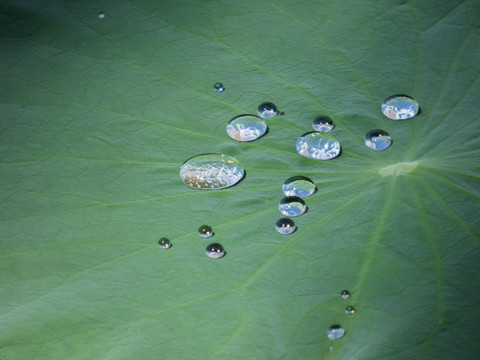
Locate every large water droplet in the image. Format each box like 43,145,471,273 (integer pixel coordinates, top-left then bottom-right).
275,218,296,235
198,225,214,238
381,95,419,120
296,132,341,160
279,196,307,217
158,237,172,249
340,290,351,299
257,102,278,119
327,325,345,340
282,176,316,198
226,114,267,142
213,82,225,92
365,129,392,151
345,306,356,314
312,116,334,133
180,154,245,190
206,243,225,259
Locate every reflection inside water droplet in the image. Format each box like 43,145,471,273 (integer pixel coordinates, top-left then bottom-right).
213,82,225,92
226,114,267,142
206,243,225,259
257,102,278,119
275,218,296,235
381,95,419,120
312,116,334,133
340,290,351,299
327,325,345,340
296,132,341,160
279,196,307,217
345,306,356,314
365,129,392,151
282,176,316,198
198,225,213,238
158,238,172,249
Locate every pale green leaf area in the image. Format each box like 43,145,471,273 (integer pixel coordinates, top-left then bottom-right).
1,0,479,359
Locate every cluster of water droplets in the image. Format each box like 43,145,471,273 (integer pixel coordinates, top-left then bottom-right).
326,290,357,341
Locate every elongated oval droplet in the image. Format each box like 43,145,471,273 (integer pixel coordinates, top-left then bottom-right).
180,154,244,190
206,243,225,259
279,196,307,217
282,176,316,198
296,132,341,160
381,95,419,120
257,102,278,119
158,238,172,249
345,306,356,314
327,325,345,340
226,114,267,142
275,218,296,235
312,116,334,132
198,225,214,238
365,129,392,151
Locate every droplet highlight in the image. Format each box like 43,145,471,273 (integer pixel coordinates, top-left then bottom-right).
381,95,419,120
296,132,341,160
158,238,172,249
282,176,316,198
257,102,278,119
312,116,334,133
279,196,307,217
213,82,225,92
226,115,267,142
365,129,392,151
198,225,213,238
180,153,245,190
345,306,356,314
275,218,296,235
206,243,225,259
327,325,345,340
340,290,351,299
98,12,105,19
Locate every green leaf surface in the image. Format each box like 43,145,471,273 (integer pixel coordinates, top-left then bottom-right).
1,0,479,359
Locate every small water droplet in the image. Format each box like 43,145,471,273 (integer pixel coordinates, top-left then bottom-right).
296,132,341,160
275,218,296,235
180,153,245,190
340,290,351,299
257,102,278,119
327,325,345,340
365,129,392,151
312,116,335,133
98,12,105,19
345,306,356,314
282,176,316,198
198,225,214,238
381,95,419,120
206,243,225,259
213,82,225,92
279,196,307,217
158,238,172,249
226,114,267,142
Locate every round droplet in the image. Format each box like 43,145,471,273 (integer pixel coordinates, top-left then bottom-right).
312,116,335,133
282,176,316,198
226,115,267,142
275,218,296,235
213,82,225,92
345,306,356,314
198,225,213,238
180,153,245,190
340,290,351,299
327,325,345,340
257,102,278,119
158,238,172,249
206,243,225,259
381,95,419,120
296,132,341,160
279,196,307,217
98,12,105,19
365,129,392,151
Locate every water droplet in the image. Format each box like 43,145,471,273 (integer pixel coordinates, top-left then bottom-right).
312,116,335,133
345,306,356,314
213,82,225,92
180,154,245,190
226,114,267,142
158,238,172,249
206,243,225,259
327,325,345,340
340,290,351,299
257,102,278,119
275,218,296,235
282,176,316,198
98,12,105,19
198,225,213,238
365,129,392,151
381,95,419,120
279,196,307,217
296,132,341,160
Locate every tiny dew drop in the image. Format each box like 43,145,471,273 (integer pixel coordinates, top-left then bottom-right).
278,196,307,217
345,306,356,314
365,129,392,151
257,102,278,119
213,82,225,92
327,325,345,340
158,238,172,249
198,225,213,238
275,218,296,235
312,116,335,133
381,95,419,120
206,243,225,259
282,176,316,198
340,290,351,299
98,12,105,19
